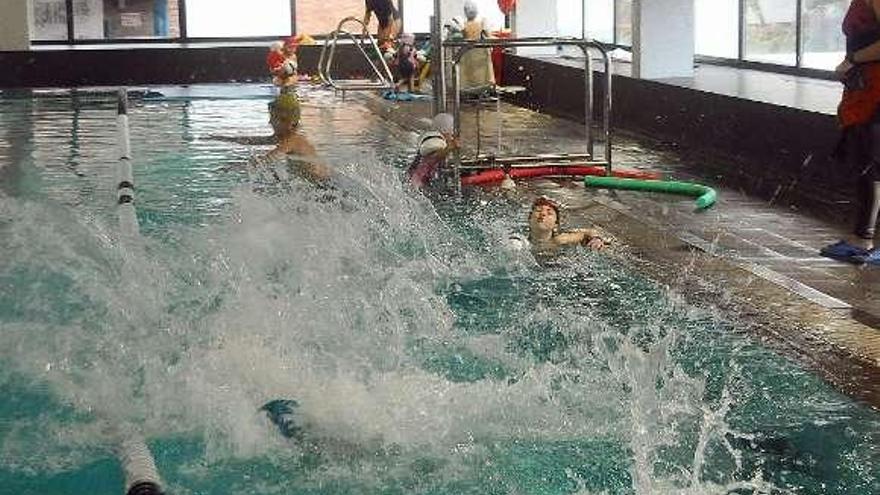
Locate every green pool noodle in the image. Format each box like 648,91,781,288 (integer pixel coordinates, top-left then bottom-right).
584,176,717,210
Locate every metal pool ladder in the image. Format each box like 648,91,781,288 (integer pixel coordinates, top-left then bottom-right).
318,16,395,97
439,37,613,196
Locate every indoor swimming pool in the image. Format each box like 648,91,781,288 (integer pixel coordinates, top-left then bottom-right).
0,86,879,495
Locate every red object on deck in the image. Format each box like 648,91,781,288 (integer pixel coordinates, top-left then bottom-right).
497,0,516,14
460,166,662,186
490,30,512,84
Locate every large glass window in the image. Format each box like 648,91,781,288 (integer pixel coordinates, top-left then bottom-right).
557,0,584,38
695,0,738,58
297,0,367,36
615,0,632,45
745,0,797,65
186,0,291,38
72,0,181,40
801,0,847,69
402,0,432,34
31,0,70,41
585,0,614,43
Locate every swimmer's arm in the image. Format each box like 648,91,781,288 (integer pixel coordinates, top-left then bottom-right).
555,228,606,250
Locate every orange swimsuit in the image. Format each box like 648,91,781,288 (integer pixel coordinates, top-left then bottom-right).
838,0,880,128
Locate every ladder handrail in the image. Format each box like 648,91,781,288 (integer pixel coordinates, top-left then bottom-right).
442,37,613,196
318,16,395,92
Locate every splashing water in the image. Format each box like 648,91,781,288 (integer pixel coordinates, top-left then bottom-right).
1,89,879,495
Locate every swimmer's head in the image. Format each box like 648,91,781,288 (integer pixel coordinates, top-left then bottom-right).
464,0,479,20
270,41,284,52
283,35,300,54
529,196,561,235
432,113,454,136
269,92,301,137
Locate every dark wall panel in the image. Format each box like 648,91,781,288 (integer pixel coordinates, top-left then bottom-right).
0,44,373,88
501,55,846,213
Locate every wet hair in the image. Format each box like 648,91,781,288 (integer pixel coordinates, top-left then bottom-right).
464,0,479,20
530,196,561,229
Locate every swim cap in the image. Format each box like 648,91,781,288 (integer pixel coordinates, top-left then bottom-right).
419,133,448,156
464,0,479,20
432,113,454,134
269,92,301,127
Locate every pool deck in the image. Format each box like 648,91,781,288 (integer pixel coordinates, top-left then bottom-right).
356,90,880,408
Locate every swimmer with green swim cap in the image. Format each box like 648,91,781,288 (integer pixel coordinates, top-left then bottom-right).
268,90,302,137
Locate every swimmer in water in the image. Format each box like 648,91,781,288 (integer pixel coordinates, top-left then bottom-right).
524,196,606,253
209,90,334,185
407,113,457,190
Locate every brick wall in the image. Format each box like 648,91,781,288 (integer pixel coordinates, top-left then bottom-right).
168,0,180,37
295,0,377,36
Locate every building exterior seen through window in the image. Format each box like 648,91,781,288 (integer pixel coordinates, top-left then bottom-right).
296,0,368,38
32,0,181,40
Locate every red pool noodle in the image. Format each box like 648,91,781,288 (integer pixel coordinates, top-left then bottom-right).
460,166,662,186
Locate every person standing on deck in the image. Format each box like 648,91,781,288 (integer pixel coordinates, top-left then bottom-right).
364,0,401,47
821,0,880,265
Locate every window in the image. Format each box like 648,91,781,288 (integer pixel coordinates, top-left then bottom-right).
695,0,738,58
72,0,181,40
615,0,631,45
557,0,584,38
185,0,291,38
745,0,797,65
31,0,70,41
297,0,368,36
801,0,847,69
585,0,614,43
402,0,432,34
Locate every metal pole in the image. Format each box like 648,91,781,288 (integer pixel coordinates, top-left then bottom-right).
453,57,462,196
583,42,593,161
433,0,446,113
602,48,613,173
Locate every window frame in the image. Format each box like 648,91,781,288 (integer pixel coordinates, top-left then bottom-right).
30,0,843,78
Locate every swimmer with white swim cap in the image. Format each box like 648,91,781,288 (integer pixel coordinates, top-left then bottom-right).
408,113,457,189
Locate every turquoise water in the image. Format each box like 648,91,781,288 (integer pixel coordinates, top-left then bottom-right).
1,86,879,495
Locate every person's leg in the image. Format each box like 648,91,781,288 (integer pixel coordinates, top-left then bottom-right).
853,124,880,250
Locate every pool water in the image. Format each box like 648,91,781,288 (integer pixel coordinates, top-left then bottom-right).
0,86,878,495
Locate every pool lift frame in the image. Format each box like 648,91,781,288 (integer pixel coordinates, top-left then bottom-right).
436,36,613,196
317,16,396,98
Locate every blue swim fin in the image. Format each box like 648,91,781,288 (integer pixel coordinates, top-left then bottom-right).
260,399,305,441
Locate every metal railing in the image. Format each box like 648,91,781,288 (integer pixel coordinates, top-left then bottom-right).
440,37,613,196
317,17,395,96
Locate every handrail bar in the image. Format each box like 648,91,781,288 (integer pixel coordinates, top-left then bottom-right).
318,16,395,93
441,37,613,196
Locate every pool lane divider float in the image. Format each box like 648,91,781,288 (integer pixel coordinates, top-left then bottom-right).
584,175,718,210
119,434,166,495
114,89,165,495
116,88,140,238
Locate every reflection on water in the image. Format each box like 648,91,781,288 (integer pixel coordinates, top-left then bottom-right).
0,88,878,495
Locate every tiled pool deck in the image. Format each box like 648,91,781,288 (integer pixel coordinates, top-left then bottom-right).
357,89,880,407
